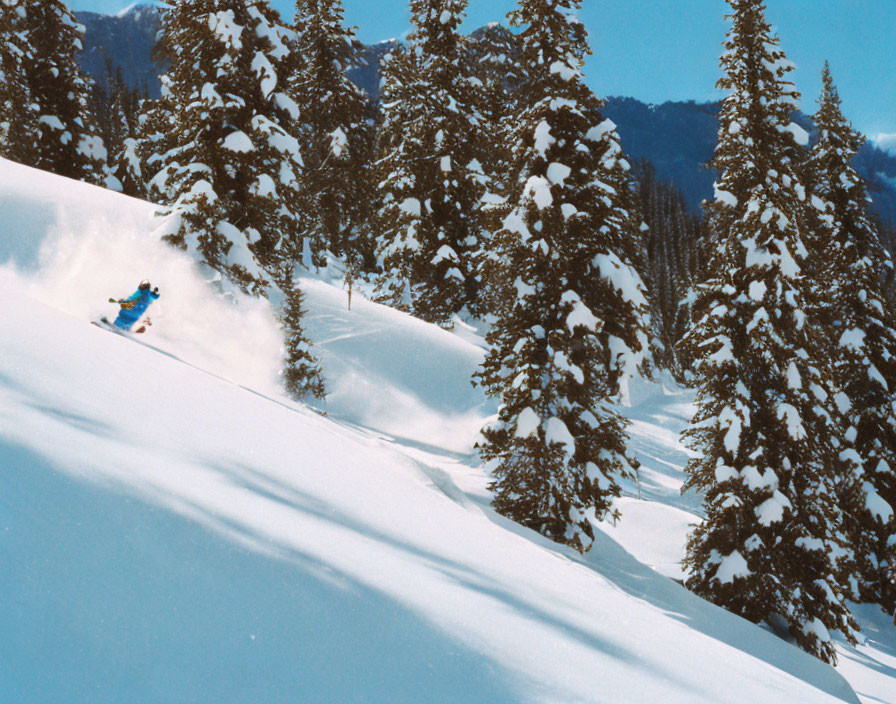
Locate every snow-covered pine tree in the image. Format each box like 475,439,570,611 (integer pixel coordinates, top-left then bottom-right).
804,63,896,612
680,1,859,663
476,0,648,554
288,0,377,270
2,0,109,184
633,161,709,377
462,23,525,196
122,99,167,200
121,14,185,200
374,0,489,326
104,71,142,194
86,68,142,194
149,0,304,292
116,121,149,200
881,218,896,311
149,0,324,400
0,0,40,164
605,136,652,323
278,271,326,400
97,74,128,150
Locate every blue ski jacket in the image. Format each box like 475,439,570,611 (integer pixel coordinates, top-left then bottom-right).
114,287,160,330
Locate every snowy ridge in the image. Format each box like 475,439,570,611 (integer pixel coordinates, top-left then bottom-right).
114,2,142,19
877,134,896,157
1,157,893,703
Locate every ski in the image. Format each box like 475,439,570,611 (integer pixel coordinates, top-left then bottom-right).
92,316,147,335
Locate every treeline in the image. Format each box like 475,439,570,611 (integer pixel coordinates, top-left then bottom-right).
1,0,894,666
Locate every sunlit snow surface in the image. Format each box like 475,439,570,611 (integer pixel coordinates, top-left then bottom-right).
1,157,894,704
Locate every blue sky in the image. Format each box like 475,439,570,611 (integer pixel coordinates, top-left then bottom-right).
70,0,895,142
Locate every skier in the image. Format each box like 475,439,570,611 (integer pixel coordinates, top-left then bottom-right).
110,279,160,332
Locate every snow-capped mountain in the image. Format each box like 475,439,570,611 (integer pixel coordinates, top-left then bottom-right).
601,98,896,227
877,135,896,157
75,5,896,228
77,4,164,98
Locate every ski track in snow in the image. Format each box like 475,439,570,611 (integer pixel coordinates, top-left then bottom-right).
1,157,895,703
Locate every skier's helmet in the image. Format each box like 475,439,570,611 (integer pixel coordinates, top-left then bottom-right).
139,279,151,290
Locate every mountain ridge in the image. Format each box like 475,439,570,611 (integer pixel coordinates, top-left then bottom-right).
73,4,896,226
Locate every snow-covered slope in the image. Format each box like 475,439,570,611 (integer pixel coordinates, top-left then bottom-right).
0,158,284,392
1,157,893,703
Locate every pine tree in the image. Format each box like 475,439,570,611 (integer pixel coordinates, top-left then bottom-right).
804,63,896,612
148,0,325,398
110,79,150,197
288,0,377,269
124,16,188,200
128,41,180,202
106,70,135,155
115,93,151,200
476,0,648,554
633,160,709,375
877,217,896,310
374,0,489,326
123,98,167,200
0,0,40,164
605,138,652,333
278,272,326,400
87,66,143,193
3,0,109,184
148,0,304,292
463,23,525,195
680,1,859,664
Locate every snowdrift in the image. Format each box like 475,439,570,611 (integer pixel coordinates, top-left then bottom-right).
1,156,891,703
